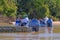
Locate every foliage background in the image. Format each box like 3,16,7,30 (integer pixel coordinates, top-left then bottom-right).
0,0,60,21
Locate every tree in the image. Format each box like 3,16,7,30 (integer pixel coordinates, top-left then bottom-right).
17,0,50,19
0,0,17,18
0,0,60,20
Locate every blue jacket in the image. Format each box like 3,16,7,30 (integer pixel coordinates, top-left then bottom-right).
29,19,40,27
40,19,46,27
47,18,52,24
15,19,21,26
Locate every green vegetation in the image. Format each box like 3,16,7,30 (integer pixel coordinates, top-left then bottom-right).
0,0,17,18
0,0,60,20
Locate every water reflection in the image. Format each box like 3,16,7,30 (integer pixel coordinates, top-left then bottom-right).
0,33,60,40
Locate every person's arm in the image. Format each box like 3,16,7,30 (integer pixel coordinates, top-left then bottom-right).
51,19,53,23
28,21,31,27
38,20,40,27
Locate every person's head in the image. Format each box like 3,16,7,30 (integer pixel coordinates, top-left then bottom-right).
16,16,22,19
37,17,41,20
49,16,52,19
22,14,28,19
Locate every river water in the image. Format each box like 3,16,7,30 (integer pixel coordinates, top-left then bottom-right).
0,32,60,40
0,22,60,40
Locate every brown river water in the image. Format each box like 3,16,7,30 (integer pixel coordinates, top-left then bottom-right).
0,22,60,40
0,32,60,40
